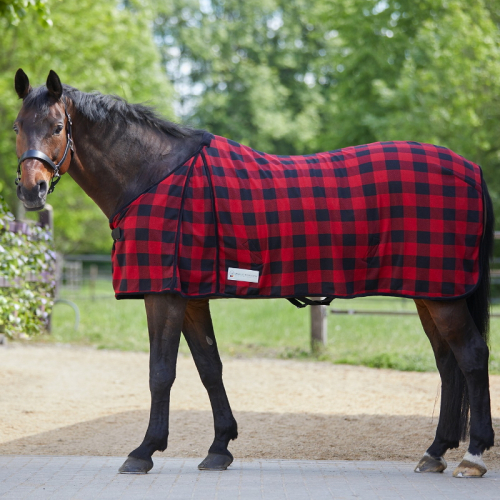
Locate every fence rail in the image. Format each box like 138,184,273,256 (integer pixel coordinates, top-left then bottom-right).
0,272,54,288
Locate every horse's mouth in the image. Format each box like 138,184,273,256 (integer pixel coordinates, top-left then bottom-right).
24,204,46,212
17,185,47,211
21,198,46,212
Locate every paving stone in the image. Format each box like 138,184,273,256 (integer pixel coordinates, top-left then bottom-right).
0,456,498,499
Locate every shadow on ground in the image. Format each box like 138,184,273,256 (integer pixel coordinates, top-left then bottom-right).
1,410,499,469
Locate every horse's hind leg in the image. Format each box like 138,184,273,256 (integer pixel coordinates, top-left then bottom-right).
182,298,238,470
414,299,463,473
423,299,494,477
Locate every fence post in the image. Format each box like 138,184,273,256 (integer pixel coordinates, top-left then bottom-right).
89,264,98,301
16,199,26,222
38,204,53,232
310,301,327,352
39,205,54,332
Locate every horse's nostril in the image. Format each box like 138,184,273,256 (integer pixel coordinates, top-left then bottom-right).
17,184,25,201
38,180,48,196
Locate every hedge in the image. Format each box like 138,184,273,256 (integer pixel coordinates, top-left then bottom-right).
0,197,56,338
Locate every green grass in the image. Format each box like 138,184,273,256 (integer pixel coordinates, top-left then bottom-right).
47,280,500,373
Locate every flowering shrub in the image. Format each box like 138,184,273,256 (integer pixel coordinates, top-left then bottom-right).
0,197,56,338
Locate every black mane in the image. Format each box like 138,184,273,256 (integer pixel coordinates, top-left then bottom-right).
23,84,196,138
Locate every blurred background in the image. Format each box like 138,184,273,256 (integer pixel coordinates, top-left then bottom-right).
2,0,500,371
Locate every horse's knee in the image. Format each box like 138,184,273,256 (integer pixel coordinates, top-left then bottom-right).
150,367,176,394
200,365,223,391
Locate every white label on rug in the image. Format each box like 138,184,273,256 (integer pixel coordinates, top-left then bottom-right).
227,267,259,283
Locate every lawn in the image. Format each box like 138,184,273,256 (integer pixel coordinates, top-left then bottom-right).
47,279,500,374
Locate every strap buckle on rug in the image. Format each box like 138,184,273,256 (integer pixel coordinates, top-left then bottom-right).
287,297,334,309
111,227,122,241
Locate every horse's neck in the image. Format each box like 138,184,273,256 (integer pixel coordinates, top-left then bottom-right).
67,113,200,219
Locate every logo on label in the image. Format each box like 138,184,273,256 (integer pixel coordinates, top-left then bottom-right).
227,267,259,283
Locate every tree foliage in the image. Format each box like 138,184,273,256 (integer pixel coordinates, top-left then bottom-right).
155,0,500,209
155,0,331,154
0,0,176,253
363,1,500,197
0,0,50,26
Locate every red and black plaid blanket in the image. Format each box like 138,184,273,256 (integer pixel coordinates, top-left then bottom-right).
110,133,484,302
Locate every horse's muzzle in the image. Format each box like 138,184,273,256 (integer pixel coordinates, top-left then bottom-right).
17,180,48,211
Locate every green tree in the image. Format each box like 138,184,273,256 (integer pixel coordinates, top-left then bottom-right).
154,0,450,153
154,0,330,154
0,0,176,253
155,1,500,180
0,0,50,26
362,1,500,203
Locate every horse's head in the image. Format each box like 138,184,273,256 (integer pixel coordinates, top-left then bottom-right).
14,69,73,210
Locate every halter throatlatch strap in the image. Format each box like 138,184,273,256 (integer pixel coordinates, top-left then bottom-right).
16,107,74,194
287,297,334,308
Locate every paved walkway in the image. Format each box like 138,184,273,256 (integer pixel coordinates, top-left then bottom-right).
0,456,498,499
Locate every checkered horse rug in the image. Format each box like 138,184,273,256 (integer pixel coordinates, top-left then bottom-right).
110,132,485,303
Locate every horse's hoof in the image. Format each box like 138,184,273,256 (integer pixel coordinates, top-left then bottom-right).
118,456,154,474
414,453,447,473
198,452,233,471
453,453,487,478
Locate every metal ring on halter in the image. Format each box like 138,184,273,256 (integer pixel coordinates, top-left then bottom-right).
16,107,74,194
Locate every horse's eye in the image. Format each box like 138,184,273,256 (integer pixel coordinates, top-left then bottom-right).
53,125,63,135
13,126,18,135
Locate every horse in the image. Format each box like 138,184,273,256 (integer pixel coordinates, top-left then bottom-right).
13,69,494,478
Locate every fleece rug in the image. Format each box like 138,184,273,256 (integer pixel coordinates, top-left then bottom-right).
110,133,484,302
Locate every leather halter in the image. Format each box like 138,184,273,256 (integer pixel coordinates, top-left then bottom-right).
16,107,74,194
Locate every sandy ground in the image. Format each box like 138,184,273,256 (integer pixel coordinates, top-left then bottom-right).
1,344,500,469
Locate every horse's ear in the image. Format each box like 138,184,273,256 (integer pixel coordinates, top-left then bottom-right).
46,70,63,100
15,68,32,100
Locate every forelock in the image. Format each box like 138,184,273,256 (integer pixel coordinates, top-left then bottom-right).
21,86,55,117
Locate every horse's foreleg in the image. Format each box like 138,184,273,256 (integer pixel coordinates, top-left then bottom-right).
119,293,188,474
182,298,238,470
414,299,462,473
424,299,494,478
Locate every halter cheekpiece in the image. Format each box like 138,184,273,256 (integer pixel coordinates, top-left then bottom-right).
16,106,74,194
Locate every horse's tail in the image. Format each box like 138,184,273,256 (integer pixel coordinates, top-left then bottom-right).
466,177,494,344
453,177,494,440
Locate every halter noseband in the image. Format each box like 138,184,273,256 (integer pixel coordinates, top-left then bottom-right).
16,107,74,194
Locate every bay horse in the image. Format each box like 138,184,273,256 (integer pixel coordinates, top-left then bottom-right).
13,69,494,477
